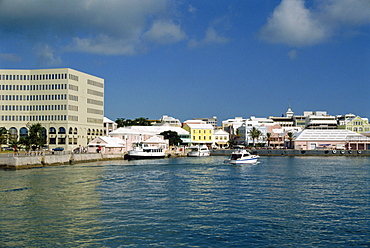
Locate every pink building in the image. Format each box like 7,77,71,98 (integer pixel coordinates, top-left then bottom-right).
292,129,370,150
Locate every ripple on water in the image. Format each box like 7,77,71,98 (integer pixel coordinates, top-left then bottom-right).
0,156,369,247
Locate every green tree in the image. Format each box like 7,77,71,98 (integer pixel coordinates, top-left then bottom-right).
116,117,152,127
266,132,272,147
160,130,182,146
19,123,46,151
116,118,126,128
287,132,294,149
0,127,8,151
134,117,152,126
248,127,263,147
8,139,21,152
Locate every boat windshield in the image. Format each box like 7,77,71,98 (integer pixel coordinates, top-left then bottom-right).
231,154,242,160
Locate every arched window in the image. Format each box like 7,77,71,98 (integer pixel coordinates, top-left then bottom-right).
20,127,28,138
69,127,73,134
49,127,56,134
92,129,95,135
41,128,47,141
87,129,91,135
74,128,78,134
58,127,66,134
9,127,18,140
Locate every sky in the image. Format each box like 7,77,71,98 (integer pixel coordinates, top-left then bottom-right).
0,0,369,123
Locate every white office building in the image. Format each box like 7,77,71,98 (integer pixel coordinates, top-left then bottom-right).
0,68,104,150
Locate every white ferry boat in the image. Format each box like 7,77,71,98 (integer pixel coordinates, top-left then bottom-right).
227,149,259,164
187,145,211,157
125,143,166,160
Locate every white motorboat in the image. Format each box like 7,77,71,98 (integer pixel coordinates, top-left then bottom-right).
227,149,259,164
187,145,211,157
125,143,165,160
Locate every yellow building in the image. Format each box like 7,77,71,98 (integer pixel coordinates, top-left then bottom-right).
0,68,104,150
182,123,214,145
338,114,370,134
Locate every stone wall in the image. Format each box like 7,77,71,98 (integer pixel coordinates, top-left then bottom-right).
0,153,126,170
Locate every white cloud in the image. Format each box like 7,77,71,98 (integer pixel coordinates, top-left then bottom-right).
188,26,229,48
258,0,370,47
0,0,184,56
188,4,197,14
34,44,62,67
0,53,22,62
320,0,370,26
144,20,186,44
71,35,141,56
258,0,329,47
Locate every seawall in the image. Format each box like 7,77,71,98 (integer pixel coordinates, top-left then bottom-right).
0,151,183,170
0,153,126,170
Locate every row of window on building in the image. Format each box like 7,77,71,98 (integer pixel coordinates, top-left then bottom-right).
347,127,369,132
1,94,67,101
192,130,212,134
2,104,67,111
1,83,67,91
193,136,212,140
0,73,78,81
2,115,67,122
8,126,103,136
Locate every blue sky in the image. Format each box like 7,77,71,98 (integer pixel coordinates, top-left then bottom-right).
0,0,369,123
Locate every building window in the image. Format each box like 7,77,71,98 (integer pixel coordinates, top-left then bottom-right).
49,127,56,134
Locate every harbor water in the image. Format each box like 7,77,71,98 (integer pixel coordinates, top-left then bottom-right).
0,156,369,247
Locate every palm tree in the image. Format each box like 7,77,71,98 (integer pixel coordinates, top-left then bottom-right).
266,132,272,147
248,127,263,147
0,127,9,151
287,132,294,149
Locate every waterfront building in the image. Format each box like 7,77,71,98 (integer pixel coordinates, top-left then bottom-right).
292,129,370,150
0,68,104,150
103,117,118,136
182,122,214,146
293,115,307,129
304,111,337,129
266,124,286,148
193,116,218,128
237,123,268,146
246,116,275,127
221,117,247,135
212,129,229,148
109,125,190,150
87,136,125,154
269,106,295,128
337,113,370,134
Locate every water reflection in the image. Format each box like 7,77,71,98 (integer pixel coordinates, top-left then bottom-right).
0,165,104,247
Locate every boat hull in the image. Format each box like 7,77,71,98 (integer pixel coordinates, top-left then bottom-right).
125,154,165,160
228,157,259,164
125,151,166,160
187,152,210,157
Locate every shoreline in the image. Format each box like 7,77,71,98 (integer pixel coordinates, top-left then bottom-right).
211,149,370,157
1,149,369,170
